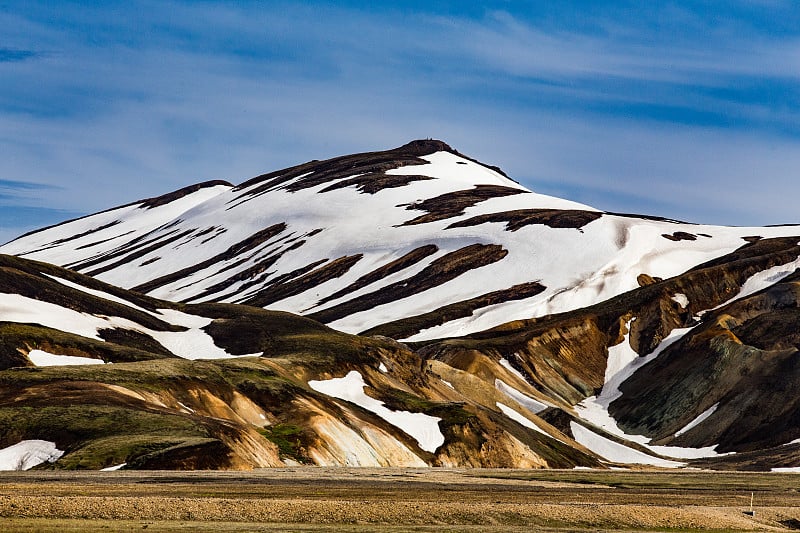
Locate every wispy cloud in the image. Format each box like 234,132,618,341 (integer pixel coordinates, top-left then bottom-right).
0,178,54,191
0,48,40,63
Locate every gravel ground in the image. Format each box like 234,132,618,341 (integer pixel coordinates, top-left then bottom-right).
1,468,799,532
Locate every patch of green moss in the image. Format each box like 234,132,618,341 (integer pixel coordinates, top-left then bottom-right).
52,435,198,470
0,322,167,369
257,423,309,463
0,405,206,452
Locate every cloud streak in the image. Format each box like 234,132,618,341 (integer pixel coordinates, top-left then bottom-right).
0,48,40,63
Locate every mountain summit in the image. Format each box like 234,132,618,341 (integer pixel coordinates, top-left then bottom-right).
1,141,800,471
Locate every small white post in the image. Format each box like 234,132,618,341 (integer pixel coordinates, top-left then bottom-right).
745,491,755,517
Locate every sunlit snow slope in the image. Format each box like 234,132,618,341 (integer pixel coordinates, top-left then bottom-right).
4,140,799,341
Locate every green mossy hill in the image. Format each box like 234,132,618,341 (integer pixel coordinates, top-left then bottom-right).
194,302,411,368
0,357,302,469
0,323,172,370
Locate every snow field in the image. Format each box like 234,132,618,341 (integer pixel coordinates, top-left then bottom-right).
575,325,727,460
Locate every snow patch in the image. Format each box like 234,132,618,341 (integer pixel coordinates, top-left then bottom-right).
378,362,388,373
497,403,550,437
309,371,444,453
28,349,105,367
495,379,548,413
177,402,195,414
671,293,689,308
772,466,800,473
0,440,64,471
570,422,684,468
100,463,127,471
675,403,718,437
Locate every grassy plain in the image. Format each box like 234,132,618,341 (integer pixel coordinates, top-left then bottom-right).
2,468,800,532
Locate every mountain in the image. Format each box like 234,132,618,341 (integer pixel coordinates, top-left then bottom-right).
8,139,795,342
1,139,800,471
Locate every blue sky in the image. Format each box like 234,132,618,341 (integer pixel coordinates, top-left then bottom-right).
2,1,800,244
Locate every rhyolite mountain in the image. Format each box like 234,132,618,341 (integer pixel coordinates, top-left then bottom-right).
1,139,800,471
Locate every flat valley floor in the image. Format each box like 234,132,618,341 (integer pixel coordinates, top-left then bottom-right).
2,468,800,532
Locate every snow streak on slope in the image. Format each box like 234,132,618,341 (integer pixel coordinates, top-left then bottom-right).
1,267,260,361
497,403,550,437
569,422,684,467
575,327,726,460
675,404,719,437
4,141,800,341
309,370,444,453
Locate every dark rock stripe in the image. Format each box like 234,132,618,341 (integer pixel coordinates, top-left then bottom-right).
318,244,439,305
401,185,527,226
131,223,288,294
662,231,698,241
182,240,308,303
46,221,123,247
319,173,435,195
85,229,197,277
361,281,546,339
97,328,175,356
67,227,187,271
307,244,509,324
228,140,454,210
139,180,232,209
75,230,136,251
243,254,364,307
447,209,603,232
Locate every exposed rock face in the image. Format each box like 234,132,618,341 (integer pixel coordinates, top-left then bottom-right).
1,140,800,471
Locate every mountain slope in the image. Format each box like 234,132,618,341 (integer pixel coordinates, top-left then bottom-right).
2,140,800,472
0,254,604,470
6,140,798,342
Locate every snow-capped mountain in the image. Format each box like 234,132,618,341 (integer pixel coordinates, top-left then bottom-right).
6,140,796,342
2,140,800,472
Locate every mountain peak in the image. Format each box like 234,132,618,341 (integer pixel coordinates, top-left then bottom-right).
394,138,455,156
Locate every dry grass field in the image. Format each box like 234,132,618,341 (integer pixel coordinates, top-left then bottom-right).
2,468,800,532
